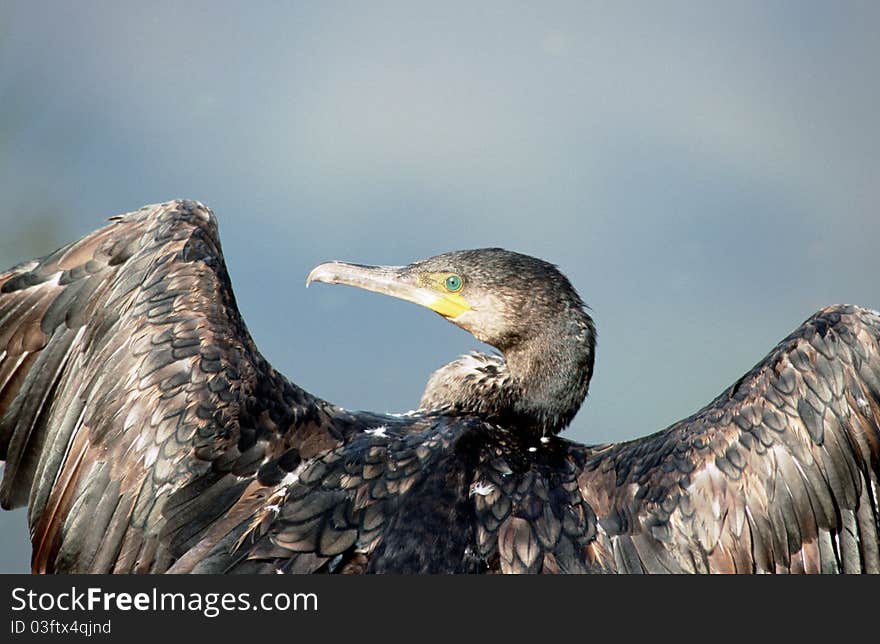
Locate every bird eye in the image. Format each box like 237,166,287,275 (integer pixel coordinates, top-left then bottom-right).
444,275,463,292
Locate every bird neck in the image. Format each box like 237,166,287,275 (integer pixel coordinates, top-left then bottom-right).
419,310,595,436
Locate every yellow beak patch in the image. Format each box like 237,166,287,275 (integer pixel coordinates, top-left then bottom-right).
428,293,471,319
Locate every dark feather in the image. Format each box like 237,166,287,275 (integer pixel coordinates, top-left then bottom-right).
1,200,878,574
0,201,349,572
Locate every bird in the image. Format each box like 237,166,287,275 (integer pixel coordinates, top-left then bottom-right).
0,199,878,574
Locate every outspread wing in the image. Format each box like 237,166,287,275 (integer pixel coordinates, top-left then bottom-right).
580,305,880,573
210,306,880,574
0,200,346,572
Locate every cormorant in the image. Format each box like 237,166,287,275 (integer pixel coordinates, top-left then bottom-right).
0,200,878,573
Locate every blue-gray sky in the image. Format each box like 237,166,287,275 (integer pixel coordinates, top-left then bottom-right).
1,1,878,572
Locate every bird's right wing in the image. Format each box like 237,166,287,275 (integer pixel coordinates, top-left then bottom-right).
0,200,346,573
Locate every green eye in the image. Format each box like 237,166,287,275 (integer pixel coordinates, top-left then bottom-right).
444,275,463,292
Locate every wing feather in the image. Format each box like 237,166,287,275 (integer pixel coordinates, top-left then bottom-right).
0,200,345,572
202,306,880,574
580,305,880,573
4,202,878,575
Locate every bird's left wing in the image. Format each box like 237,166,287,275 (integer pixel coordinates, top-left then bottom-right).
0,200,345,572
579,305,880,573
212,306,880,574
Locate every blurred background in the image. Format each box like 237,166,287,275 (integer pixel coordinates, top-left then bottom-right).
0,1,878,572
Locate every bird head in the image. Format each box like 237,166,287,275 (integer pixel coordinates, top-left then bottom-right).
306,248,584,352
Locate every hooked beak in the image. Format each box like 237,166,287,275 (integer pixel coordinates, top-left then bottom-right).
306,261,470,319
